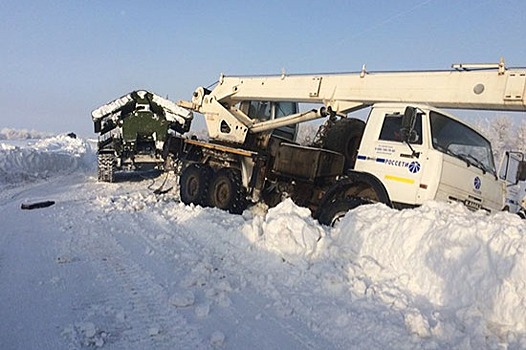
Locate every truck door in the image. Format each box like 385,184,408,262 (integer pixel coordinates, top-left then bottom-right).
429,111,502,212
355,107,428,207
499,151,526,213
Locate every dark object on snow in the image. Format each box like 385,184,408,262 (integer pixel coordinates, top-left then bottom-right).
67,132,77,139
21,200,56,210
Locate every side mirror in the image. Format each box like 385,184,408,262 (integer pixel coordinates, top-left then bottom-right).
400,106,418,143
501,151,526,184
518,161,526,182
402,106,417,130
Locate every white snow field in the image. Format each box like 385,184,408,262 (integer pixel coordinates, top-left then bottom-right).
1,135,526,349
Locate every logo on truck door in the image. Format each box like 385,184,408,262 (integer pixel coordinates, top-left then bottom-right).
408,161,421,174
474,176,481,190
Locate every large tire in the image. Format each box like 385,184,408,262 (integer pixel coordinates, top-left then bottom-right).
317,197,369,227
98,153,115,183
208,168,247,214
323,118,366,170
179,164,212,206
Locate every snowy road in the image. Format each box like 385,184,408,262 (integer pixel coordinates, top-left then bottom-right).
0,174,335,349
1,135,526,349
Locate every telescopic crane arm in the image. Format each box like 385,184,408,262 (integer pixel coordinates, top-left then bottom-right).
181,59,526,144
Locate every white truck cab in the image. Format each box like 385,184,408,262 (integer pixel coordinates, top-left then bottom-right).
356,103,504,212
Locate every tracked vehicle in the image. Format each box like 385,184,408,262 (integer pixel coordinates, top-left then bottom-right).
91,90,192,182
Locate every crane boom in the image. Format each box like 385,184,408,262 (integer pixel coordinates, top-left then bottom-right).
183,60,525,143
211,64,526,113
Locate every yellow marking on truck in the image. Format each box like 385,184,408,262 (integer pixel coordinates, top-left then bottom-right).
385,175,415,184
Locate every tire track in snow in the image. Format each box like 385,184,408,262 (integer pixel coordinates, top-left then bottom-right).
61,178,407,349
119,199,333,349
88,184,326,349
60,199,204,349
149,200,412,349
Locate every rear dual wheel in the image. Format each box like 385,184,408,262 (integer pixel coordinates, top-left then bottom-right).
179,163,212,206
208,168,247,214
180,165,247,214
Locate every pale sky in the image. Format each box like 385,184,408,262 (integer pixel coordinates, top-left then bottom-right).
1,0,525,136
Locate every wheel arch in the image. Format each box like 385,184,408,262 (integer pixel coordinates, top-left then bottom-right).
315,171,392,218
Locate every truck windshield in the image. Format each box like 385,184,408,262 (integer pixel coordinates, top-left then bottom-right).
430,111,496,175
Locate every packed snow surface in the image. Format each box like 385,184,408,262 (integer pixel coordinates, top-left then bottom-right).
1,134,526,349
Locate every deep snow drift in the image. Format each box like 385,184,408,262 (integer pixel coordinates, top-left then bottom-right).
0,134,95,184
1,134,525,349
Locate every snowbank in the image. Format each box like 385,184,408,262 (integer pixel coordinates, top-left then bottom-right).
238,199,526,346
243,199,324,265
0,134,95,184
327,202,526,342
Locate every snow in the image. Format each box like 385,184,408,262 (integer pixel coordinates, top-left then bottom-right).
0,127,53,140
0,134,95,184
151,93,193,125
1,133,526,349
91,93,134,121
91,90,193,125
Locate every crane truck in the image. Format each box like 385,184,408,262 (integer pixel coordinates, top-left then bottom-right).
94,60,526,225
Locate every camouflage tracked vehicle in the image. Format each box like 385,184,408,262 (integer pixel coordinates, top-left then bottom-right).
91,90,192,182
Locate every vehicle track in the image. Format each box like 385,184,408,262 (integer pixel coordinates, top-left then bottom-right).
60,195,204,349
107,195,333,349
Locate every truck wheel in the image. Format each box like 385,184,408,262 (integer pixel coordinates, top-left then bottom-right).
208,168,247,214
323,118,365,170
179,164,212,206
98,153,115,183
318,197,369,227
